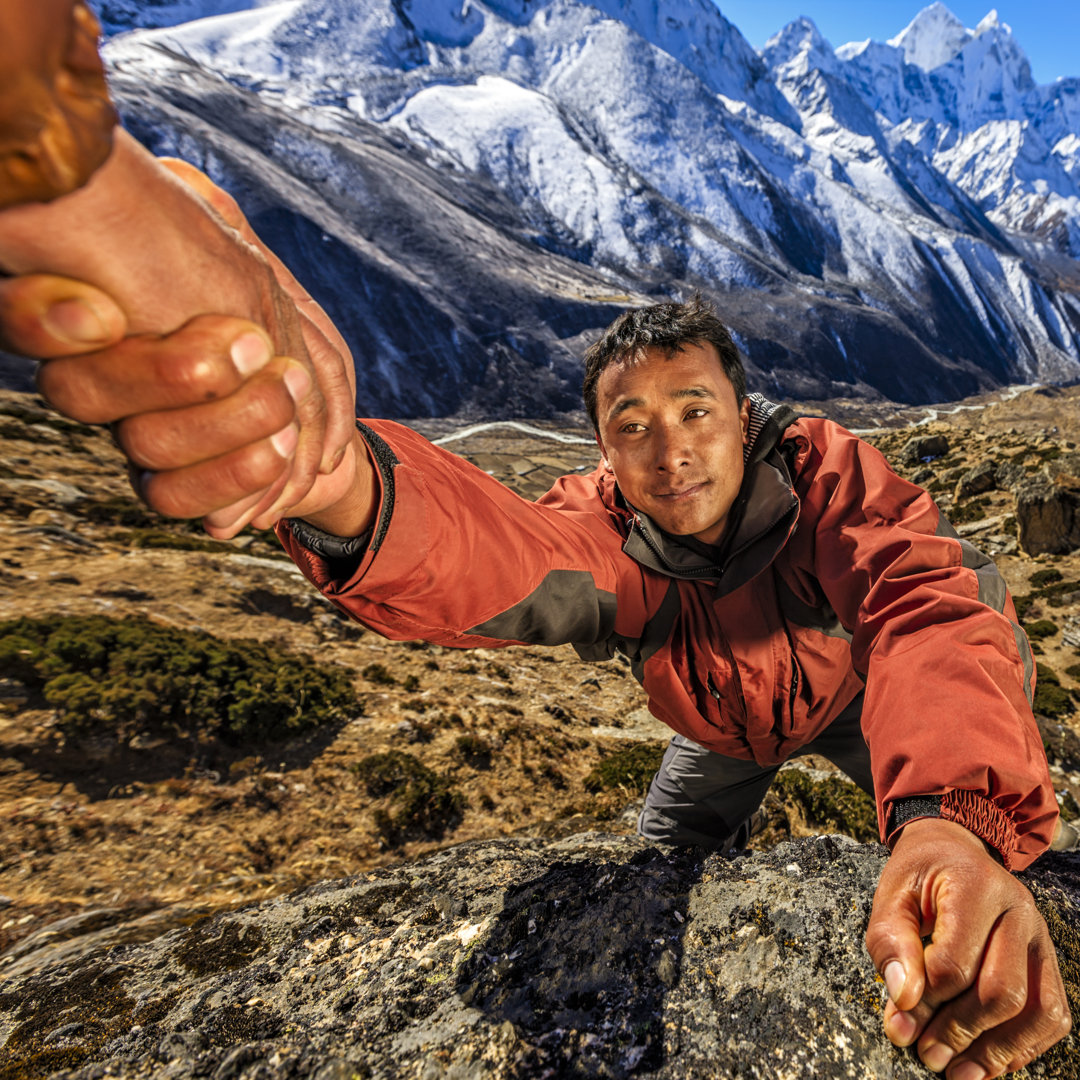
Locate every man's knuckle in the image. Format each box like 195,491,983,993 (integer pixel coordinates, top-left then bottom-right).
226,446,279,493
926,952,973,995
987,984,1027,1020
154,347,230,401
940,1016,981,1050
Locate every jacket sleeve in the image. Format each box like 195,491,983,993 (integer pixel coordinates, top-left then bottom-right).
788,418,1057,871
276,419,653,650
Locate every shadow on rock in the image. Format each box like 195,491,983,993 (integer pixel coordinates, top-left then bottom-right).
455,846,702,1076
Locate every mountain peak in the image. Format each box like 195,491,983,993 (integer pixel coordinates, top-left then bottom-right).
888,2,971,71
974,9,1002,35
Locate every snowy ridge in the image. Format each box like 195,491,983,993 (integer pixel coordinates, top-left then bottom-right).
92,0,1080,414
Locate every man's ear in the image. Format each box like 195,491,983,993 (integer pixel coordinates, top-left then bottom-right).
594,431,612,471
740,397,751,444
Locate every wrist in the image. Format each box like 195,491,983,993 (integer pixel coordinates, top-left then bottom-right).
892,816,1000,862
290,430,378,538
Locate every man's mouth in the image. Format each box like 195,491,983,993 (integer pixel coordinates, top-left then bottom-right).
653,481,708,500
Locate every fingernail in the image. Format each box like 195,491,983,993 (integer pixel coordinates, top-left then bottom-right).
886,1009,918,1047
42,298,110,345
283,365,311,404
951,1063,986,1080
271,424,298,458
230,332,271,376
920,1042,954,1072
884,960,906,1002
323,444,346,475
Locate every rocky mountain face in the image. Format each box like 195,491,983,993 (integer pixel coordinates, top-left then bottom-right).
85,0,1080,417
2,832,1078,1080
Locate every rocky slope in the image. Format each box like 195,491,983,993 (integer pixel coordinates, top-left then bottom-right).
2,385,1080,1075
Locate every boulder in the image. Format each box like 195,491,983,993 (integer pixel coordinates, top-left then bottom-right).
899,434,949,466
1,834,1078,1079
994,460,1028,493
1015,455,1080,555
953,459,997,499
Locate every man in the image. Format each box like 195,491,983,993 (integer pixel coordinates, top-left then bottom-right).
0,7,1070,1077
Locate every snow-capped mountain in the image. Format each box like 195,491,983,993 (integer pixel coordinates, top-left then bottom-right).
91,0,1080,415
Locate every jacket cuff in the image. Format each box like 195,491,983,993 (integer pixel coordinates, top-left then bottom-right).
885,791,1017,870
276,420,397,586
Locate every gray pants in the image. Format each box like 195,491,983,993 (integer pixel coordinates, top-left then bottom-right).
638,694,873,852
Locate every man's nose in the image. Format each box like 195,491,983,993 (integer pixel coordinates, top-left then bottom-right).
653,426,691,472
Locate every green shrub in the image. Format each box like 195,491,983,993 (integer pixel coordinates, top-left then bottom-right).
772,770,878,842
1065,665,1080,681
455,734,492,767
0,614,355,744
584,743,665,794
1025,620,1060,641
1030,569,1064,588
362,663,396,686
108,528,238,554
1035,664,1074,719
948,496,992,525
351,751,464,843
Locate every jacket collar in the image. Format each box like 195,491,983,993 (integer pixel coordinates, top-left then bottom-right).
605,394,800,596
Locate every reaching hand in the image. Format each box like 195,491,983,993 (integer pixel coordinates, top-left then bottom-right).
0,146,362,537
865,817,1070,1078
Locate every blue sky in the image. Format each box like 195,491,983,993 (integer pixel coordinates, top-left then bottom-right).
712,1,1077,84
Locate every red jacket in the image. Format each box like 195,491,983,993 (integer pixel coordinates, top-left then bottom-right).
278,397,1056,870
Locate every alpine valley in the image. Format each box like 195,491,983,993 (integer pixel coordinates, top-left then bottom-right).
82,0,1080,417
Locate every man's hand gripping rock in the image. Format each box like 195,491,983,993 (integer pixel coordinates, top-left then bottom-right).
866,817,1071,1078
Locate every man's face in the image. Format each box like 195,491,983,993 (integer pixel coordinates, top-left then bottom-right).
594,342,750,546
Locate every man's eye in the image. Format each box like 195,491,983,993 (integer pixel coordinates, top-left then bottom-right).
685,408,708,419
620,422,645,434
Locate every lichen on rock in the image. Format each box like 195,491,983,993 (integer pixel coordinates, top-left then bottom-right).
1,834,1077,1079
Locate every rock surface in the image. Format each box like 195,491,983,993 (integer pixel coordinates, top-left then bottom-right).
2,833,1079,1080
1015,453,1080,556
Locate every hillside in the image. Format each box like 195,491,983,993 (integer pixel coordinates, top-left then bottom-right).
1,385,1079,977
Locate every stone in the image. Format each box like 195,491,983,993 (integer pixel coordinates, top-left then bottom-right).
1015,461,1080,556
954,459,997,499
899,434,948,466
995,460,1028,493
0,833,1077,1079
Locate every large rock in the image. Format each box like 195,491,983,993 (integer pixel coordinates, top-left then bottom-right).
1016,453,1080,555
1,834,1078,1079
899,434,949,466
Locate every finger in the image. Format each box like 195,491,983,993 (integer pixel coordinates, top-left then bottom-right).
915,911,1027,1072
140,423,298,521
36,316,274,424
866,869,929,1015
115,356,309,471
920,880,1004,1008
202,484,283,540
944,946,1071,1080
884,993,934,1048
0,273,126,357
158,158,248,232
252,367,325,521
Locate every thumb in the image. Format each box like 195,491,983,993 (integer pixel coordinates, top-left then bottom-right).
865,870,928,1013
0,273,126,358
